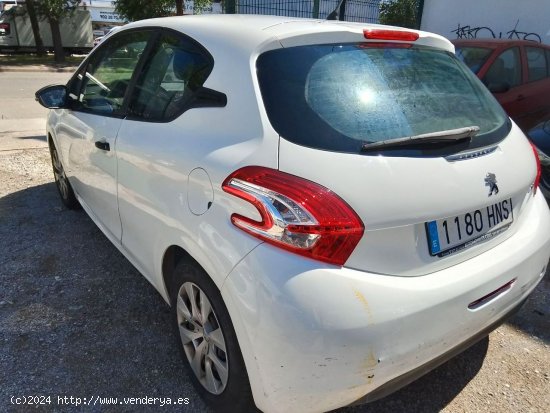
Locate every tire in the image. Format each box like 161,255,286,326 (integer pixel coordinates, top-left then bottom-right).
48,139,80,210
170,260,257,412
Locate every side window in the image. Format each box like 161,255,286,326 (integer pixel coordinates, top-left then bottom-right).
483,47,521,88
76,31,151,115
526,46,548,82
128,31,213,121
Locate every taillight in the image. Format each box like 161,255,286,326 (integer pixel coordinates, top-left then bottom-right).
359,42,413,49
363,29,419,42
0,23,10,36
529,141,542,194
222,166,364,266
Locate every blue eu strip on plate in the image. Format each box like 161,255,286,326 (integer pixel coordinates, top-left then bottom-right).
427,220,440,254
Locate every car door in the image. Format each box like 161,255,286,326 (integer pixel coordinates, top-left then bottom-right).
516,45,550,130
115,29,217,283
55,30,153,242
481,46,525,126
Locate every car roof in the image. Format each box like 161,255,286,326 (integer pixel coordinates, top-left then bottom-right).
121,14,454,54
452,38,550,49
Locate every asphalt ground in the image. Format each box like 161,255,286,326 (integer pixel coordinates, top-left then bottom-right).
0,68,549,413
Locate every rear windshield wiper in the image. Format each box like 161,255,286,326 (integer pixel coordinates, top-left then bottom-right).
361,126,480,152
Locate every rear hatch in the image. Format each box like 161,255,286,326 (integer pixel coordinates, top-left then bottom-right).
256,28,538,276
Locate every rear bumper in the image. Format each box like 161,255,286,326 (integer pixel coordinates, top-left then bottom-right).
352,296,526,405
221,192,550,413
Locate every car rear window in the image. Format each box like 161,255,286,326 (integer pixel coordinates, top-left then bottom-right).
455,46,493,74
257,44,509,154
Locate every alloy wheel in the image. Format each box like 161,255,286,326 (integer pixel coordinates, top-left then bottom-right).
176,282,229,394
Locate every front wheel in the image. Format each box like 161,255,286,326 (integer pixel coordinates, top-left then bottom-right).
49,139,80,209
170,261,257,412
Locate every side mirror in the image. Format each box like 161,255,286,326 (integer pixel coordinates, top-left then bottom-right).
35,85,68,109
487,82,510,94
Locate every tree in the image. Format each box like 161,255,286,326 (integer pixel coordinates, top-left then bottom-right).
35,0,80,63
26,0,46,56
379,0,420,29
327,0,348,21
114,0,175,21
176,0,184,15
193,0,214,14
114,0,213,21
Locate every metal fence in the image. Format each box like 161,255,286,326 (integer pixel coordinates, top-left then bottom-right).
225,0,381,24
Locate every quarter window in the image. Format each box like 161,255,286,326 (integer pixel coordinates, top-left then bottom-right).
526,47,548,82
77,31,151,115
483,47,521,88
128,31,212,121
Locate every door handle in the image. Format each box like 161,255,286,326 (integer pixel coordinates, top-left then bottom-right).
95,140,110,151
516,94,526,102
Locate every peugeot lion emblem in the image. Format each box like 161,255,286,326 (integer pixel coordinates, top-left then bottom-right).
485,173,499,196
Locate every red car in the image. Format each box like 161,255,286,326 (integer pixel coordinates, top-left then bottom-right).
453,39,550,131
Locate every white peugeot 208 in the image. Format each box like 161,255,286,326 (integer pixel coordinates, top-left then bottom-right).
36,15,550,413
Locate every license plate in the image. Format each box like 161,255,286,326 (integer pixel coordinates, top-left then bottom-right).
426,198,513,257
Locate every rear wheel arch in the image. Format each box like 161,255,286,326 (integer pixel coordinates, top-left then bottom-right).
162,245,195,303
162,246,226,304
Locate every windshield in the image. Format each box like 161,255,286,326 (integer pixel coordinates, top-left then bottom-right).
454,46,494,73
257,44,509,154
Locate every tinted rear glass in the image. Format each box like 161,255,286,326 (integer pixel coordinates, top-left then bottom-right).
455,46,493,74
257,44,509,154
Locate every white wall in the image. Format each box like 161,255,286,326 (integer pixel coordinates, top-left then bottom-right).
420,0,550,44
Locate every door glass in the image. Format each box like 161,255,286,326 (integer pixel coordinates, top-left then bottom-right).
128,32,212,121
78,31,151,115
526,47,548,82
482,47,521,88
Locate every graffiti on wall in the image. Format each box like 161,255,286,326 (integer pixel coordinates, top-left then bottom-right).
451,21,541,43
